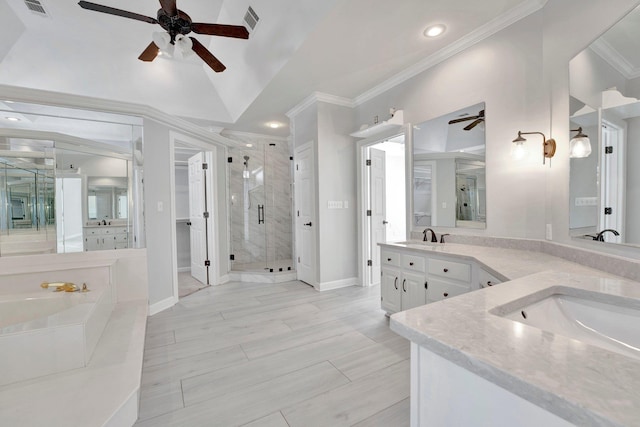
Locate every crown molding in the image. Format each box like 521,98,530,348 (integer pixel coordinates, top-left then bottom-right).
286,91,355,119
0,84,238,147
590,39,640,80
221,129,289,142
353,0,548,106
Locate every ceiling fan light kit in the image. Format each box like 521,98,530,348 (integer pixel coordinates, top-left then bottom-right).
78,0,249,72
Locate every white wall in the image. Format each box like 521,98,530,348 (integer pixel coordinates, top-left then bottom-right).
142,118,175,308
627,116,640,243
316,102,358,285
355,11,547,239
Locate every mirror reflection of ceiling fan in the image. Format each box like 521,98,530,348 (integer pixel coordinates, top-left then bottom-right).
448,109,485,131
78,0,249,72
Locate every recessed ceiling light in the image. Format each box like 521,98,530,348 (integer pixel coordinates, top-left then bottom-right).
246,143,253,148
424,24,446,38
268,122,281,129
5,117,20,122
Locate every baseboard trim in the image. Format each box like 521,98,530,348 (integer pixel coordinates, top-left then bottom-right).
316,277,359,291
177,266,190,273
149,295,178,316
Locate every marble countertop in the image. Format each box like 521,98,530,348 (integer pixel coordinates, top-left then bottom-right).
387,242,640,426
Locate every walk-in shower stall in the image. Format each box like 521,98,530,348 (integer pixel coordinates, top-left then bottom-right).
228,139,293,273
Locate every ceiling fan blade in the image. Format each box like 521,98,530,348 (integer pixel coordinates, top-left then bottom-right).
191,23,249,39
190,37,226,72
448,116,477,124
158,0,178,17
78,1,157,24
463,119,483,131
138,42,160,62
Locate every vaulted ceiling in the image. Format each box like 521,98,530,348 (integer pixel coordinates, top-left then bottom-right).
0,0,637,139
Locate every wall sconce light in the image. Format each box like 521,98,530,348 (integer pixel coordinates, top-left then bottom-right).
511,131,556,164
569,127,591,158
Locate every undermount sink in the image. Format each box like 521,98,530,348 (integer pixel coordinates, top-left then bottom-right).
493,290,640,360
394,241,440,248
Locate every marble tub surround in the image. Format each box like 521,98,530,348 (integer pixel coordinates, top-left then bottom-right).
390,271,640,426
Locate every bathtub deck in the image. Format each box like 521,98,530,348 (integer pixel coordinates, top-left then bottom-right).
0,300,147,427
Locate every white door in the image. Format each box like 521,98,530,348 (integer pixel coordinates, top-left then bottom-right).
188,152,211,285
294,144,315,285
600,122,624,243
369,148,386,285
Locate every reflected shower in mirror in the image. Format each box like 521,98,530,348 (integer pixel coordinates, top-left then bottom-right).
412,102,486,230
569,5,640,248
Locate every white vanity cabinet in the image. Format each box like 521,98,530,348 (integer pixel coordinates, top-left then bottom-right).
84,226,128,251
380,245,479,314
477,267,502,289
381,249,428,313
426,257,473,303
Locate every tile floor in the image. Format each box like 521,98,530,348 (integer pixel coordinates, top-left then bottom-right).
178,272,210,298
135,280,410,426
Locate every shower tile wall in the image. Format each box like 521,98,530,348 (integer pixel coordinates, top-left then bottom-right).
226,134,292,269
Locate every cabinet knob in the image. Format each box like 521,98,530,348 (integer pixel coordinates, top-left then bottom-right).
387,258,392,262
424,281,428,289
409,262,414,266
487,281,494,287
443,268,449,273
443,292,449,297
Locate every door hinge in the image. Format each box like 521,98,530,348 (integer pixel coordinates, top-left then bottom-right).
296,164,299,170
230,254,235,261
203,211,209,218
605,146,613,154
204,260,211,267
298,256,301,263
366,159,371,166
227,157,233,163
604,207,613,215
202,162,208,170
367,259,372,267
297,210,300,217
366,210,372,216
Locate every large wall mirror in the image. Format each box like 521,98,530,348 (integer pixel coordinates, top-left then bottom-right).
0,101,144,256
569,5,640,248
412,102,486,230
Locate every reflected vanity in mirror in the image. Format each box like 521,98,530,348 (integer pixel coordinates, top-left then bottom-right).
0,101,144,256
412,102,486,230
569,5,640,248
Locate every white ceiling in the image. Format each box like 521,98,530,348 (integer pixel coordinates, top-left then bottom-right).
4,0,633,139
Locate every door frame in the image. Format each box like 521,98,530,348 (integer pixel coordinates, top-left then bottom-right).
170,131,219,301
356,125,409,287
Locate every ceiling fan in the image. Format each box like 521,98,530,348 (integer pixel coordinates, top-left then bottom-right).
78,0,249,72
448,109,485,131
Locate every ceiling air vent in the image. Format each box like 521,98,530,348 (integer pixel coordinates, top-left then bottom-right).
243,6,259,32
24,0,48,16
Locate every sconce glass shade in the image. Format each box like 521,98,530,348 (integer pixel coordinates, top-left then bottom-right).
511,132,528,160
569,128,591,158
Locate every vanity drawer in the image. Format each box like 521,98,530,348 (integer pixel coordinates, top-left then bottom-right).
401,254,426,272
381,250,401,267
428,279,469,303
429,259,471,282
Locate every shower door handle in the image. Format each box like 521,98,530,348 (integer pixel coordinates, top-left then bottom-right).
258,205,264,224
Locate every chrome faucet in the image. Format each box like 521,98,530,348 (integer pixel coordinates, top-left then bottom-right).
594,229,619,242
423,228,437,242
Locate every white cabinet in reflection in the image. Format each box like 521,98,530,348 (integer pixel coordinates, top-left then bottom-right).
83,226,128,251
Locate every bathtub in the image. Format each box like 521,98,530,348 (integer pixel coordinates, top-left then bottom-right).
0,284,114,387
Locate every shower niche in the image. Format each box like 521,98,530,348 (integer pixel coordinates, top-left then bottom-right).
228,138,293,273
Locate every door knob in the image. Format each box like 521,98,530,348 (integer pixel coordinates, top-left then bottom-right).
304,222,312,226
382,220,389,225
